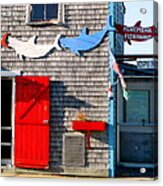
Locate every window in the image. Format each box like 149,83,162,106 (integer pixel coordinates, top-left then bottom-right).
31,4,58,21
26,4,65,25
125,90,149,123
117,79,155,125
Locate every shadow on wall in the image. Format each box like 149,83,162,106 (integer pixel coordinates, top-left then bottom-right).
49,81,93,171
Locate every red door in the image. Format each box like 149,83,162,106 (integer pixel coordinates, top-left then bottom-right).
15,76,50,169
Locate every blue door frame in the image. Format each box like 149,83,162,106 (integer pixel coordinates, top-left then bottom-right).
108,2,116,177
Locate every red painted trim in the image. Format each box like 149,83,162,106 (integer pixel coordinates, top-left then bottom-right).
72,121,106,131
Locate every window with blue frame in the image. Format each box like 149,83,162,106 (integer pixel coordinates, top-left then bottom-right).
31,4,58,22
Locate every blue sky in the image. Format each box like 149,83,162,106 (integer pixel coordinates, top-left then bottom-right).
124,0,157,55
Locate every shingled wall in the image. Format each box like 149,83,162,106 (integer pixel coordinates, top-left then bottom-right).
1,3,110,177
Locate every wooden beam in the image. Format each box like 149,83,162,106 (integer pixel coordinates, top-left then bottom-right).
115,55,158,60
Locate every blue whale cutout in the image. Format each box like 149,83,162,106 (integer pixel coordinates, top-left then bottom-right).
59,15,115,56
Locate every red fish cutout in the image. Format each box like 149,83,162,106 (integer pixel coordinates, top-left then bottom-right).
1,32,10,48
115,21,158,45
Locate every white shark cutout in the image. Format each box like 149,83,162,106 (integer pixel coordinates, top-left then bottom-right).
1,32,62,60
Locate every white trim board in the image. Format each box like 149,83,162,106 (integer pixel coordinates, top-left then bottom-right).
1,70,20,77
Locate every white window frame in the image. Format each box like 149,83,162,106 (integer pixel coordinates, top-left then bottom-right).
26,4,65,26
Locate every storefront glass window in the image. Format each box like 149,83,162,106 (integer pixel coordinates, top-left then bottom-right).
125,90,149,123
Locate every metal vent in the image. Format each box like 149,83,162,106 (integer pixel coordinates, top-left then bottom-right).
63,134,85,167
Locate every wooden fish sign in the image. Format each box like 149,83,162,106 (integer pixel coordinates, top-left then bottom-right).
1,32,62,59
1,16,115,58
59,15,115,56
115,21,158,45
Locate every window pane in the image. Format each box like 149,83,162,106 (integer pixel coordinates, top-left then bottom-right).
31,4,44,21
125,90,149,123
120,132,157,163
1,80,12,127
1,146,11,159
1,130,12,143
46,4,58,20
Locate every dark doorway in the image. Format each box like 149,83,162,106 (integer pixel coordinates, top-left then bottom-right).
116,79,158,177
1,79,12,165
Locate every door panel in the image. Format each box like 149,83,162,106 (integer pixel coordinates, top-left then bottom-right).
15,123,49,168
120,132,157,163
15,77,49,125
117,79,158,177
15,76,50,169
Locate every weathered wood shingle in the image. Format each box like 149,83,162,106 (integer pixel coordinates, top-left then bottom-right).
1,2,109,176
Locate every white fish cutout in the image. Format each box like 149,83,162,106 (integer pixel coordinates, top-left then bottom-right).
1,32,62,59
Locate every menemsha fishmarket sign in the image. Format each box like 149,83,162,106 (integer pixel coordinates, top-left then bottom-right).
116,21,158,45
